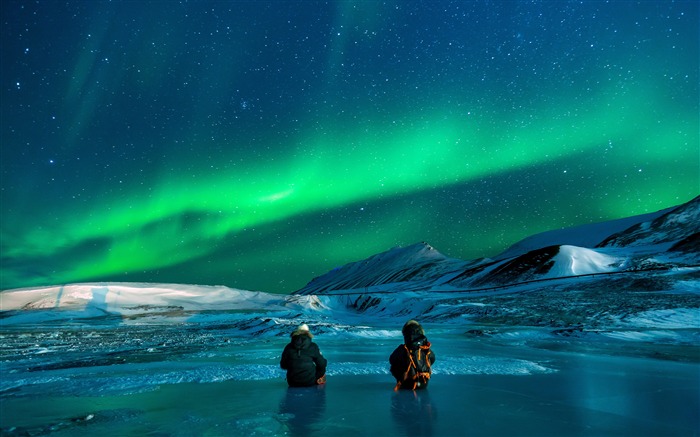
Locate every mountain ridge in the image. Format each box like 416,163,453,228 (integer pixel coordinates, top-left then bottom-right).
294,196,699,295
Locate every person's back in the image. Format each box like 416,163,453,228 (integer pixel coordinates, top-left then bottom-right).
280,324,327,387
390,320,435,390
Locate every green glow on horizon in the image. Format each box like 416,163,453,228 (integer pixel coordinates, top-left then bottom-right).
2,77,697,291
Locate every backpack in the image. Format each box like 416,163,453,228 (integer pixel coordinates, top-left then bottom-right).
394,343,432,391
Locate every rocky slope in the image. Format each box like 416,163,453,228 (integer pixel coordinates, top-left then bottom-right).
295,196,699,295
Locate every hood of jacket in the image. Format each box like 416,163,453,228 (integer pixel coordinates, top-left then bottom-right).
291,332,312,350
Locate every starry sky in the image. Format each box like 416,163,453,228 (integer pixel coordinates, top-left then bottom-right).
1,1,698,293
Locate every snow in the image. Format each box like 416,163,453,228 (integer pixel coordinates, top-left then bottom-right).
296,242,479,295
297,198,698,296
599,330,689,343
493,207,673,260
624,308,700,329
545,245,623,277
0,282,288,314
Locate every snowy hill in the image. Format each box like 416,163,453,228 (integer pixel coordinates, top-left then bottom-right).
298,242,484,295
493,207,675,260
295,196,699,295
597,195,700,249
0,282,322,326
0,283,283,312
456,245,626,288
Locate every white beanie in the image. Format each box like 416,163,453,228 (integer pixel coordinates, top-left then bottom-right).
297,323,310,332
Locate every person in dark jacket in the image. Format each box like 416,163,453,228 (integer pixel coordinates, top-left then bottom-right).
280,324,327,387
390,320,435,390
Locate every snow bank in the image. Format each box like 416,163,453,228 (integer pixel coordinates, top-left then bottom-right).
0,355,554,398
0,283,287,313
546,245,623,277
625,308,700,329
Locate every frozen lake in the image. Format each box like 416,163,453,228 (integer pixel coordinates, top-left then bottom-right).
1,320,698,437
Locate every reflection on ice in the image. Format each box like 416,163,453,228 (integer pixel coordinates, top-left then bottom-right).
279,386,327,436
391,389,437,437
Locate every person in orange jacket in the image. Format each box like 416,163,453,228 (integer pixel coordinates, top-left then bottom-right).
390,320,435,390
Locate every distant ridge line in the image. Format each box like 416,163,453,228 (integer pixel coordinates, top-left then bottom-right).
301,265,700,296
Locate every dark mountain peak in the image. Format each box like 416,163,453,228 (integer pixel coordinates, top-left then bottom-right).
469,245,561,287
597,196,700,248
294,242,459,295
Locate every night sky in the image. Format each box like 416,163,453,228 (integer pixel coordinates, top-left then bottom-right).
1,1,698,293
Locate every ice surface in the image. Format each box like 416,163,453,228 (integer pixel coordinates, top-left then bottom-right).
1,325,697,437
2,278,699,436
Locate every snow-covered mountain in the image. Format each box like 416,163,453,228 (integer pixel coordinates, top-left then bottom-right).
296,242,484,295
493,207,675,260
0,282,322,328
597,195,700,249
295,196,699,295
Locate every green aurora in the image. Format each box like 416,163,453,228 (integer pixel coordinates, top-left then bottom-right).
1,1,698,292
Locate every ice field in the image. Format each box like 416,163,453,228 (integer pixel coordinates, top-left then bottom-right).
1,282,698,436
